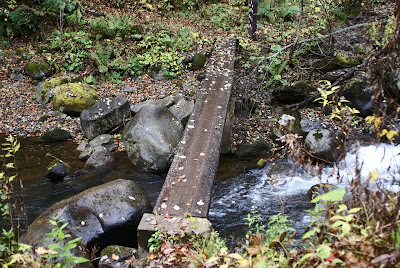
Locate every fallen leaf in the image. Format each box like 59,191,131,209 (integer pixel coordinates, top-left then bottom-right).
173,205,180,211
161,203,167,209
200,152,205,156
112,254,119,260
128,196,136,200
197,199,205,206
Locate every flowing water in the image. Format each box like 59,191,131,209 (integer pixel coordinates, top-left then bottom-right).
1,134,399,244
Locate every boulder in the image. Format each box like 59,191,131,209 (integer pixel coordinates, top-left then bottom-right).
80,134,116,160
315,52,361,72
123,104,184,173
23,179,151,251
24,61,51,80
272,81,315,104
46,160,72,181
40,128,72,142
131,96,194,125
304,129,343,162
149,66,167,80
191,52,207,71
53,83,99,116
85,146,114,168
339,72,373,117
307,183,335,200
36,76,83,105
99,245,138,268
168,97,194,125
234,139,272,160
80,97,130,139
131,100,155,114
385,69,400,100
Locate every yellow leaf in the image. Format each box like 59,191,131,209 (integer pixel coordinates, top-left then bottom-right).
36,246,58,255
205,256,220,265
386,130,399,140
374,117,382,129
369,170,379,182
228,253,244,260
379,129,388,137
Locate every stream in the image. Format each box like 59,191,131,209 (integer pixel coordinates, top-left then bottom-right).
1,134,400,244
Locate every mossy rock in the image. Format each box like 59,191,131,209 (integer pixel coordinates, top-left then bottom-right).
191,52,207,71
46,160,72,181
15,47,26,56
53,83,99,116
36,76,83,105
43,75,83,88
24,61,51,80
316,53,361,72
40,128,72,142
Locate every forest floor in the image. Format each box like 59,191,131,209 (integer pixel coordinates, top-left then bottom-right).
0,1,397,151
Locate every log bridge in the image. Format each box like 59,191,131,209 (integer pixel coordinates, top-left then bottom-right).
138,38,236,255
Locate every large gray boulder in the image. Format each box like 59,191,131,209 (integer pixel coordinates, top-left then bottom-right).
272,81,316,104
24,179,151,251
305,129,343,162
339,72,373,117
81,97,130,139
79,134,116,160
85,146,114,168
234,139,272,160
168,97,194,126
123,104,184,173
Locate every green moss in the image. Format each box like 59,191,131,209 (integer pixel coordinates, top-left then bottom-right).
15,47,26,56
53,83,99,115
317,52,361,72
25,62,40,73
43,76,83,89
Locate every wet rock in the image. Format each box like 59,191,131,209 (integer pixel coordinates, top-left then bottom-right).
304,129,343,162
191,52,207,71
80,134,115,160
339,71,373,117
123,104,184,173
234,139,272,160
85,146,113,168
307,183,335,200
99,245,138,268
80,97,130,139
24,61,51,80
40,128,71,142
53,82,99,116
272,81,316,104
22,179,151,253
46,160,72,181
315,52,361,72
64,169,90,180
76,140,88,152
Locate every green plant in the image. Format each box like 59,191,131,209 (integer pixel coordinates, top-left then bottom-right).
314,80,360,135
39,218,89,267
90,14,142,39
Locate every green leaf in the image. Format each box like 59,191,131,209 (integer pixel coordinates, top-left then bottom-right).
311,188,345,203
316,244,331,260
271,44,282,51
302,228,320,240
